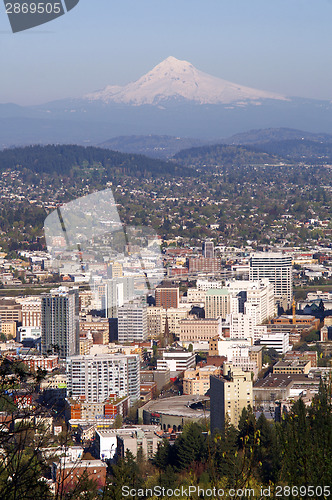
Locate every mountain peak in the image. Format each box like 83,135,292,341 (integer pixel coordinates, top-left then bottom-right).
85,57,287,106
155,56,194,70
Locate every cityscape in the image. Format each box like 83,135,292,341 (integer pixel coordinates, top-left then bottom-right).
0,1,332,499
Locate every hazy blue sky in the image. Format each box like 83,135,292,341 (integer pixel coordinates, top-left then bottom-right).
1,0,332,104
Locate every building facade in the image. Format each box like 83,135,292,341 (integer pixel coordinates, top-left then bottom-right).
66,353,140,405
249,253,293,307
118,301,148,343
210,369,253,431
41,287,79,359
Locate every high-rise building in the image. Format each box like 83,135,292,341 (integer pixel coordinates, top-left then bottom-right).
205,289,230,319
155,282,179,309
202,240,214,258
41,287,79,359
103,277,135,318
210,368,253,431
249,253,292,308
66,353,140,405
107,261,123,279
118,300,148,343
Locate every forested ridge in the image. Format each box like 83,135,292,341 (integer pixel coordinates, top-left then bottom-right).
0,144,192,178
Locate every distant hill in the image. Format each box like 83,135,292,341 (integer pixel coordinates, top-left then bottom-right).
0,144,191,178
251,139,332,163
224,127,332,145
173,143,283,168
99,135,208,159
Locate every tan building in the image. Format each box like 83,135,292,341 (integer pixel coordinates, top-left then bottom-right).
79,336,93,355
324,316,332,327
183,365,221,395
107,261,123,278
179,318,221,342
117,428,162,460
273,359,311,375
210,368,253,430
187,288,207,304
147,307,189,338
78,290,93,313
0,299,22,323
80,317,109,343
249,346,263,373
205,289,230,319
17,297,41,327
1,321,17,338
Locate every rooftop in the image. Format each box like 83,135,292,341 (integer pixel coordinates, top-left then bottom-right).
141,395,210,418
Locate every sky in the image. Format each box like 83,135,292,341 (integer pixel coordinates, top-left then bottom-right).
1,0,332,105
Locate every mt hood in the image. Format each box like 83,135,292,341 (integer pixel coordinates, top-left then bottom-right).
85,56,287,106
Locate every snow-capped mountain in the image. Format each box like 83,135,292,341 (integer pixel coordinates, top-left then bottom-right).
85,56,287,106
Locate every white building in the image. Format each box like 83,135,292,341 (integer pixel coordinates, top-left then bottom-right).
210,338,252,360
249,253,293,308
225,279,275,323
18,326,41,341
66,353,140,405
157,351,196,374
257,332,290,354
196,279,223,291
118,301,147,343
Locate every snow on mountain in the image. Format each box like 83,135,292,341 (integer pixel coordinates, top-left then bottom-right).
84,56,288,106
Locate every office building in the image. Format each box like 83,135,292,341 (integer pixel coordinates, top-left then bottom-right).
155,282,179,309
202,240,214,258
107,261,123,278
41,287,79,359
147,306,189,339
17,296,42,327
188,257,222,274
104,277,135,318
66,353,140,405
157,350,196,374
210,369,253,431
205,289,230,319
0,298,22,323
256,332,290,354
179,317,222,342
118,301,148,343
249,253,292,307
225,279,275,323
183,365,220,395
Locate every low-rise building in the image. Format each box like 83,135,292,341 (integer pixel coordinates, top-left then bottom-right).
256,332,290,354
273,359,311,375
95,425,162,461
65,395,129,422
253,374,294,406
140,369,171,391
20,354,59,372
52,459,107,494
179,318,221,342
156,350,196,376
183,365,220,395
